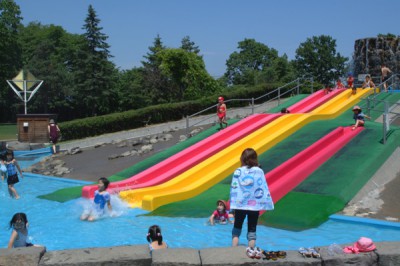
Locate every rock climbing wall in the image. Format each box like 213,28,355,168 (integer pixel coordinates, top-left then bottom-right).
353,37,400,78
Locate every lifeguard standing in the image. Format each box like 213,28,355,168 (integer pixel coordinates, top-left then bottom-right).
217,96,228,130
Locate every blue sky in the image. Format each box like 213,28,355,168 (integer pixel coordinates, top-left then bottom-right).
15,0,400,77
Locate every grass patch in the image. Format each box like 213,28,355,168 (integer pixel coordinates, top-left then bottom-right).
0,124,17,141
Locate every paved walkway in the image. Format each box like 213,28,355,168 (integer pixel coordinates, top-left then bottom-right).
60,100,282,151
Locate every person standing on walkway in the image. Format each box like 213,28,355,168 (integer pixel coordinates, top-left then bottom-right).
48,119,61,154
217,96,228,130
381,64,392,92
230,148,274,248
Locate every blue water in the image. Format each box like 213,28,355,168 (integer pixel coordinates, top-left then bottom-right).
1,150,399,251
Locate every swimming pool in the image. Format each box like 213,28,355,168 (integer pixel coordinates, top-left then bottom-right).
1,152,399,251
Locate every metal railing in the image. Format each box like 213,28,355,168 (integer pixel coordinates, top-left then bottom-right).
185,77,314,136
364,74,400,144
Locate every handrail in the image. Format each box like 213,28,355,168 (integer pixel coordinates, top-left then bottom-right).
363,74,400,144
185,77,314,135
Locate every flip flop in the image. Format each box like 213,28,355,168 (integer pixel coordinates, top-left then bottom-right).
308,247,321,258
246,247,256,259
299,247,312,258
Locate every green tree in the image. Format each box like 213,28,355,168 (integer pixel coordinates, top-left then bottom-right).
73,4,117,117
225,38,279,85
141,34,170,104
180,36,200,55
294,35,347,85
158,48,221,101
0,0,22,122
19,23,81,120
115,67,148,111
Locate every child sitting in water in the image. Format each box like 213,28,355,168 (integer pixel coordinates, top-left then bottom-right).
8,213,39,248
81,177,112,221
147,225,168,252
208,200,234,225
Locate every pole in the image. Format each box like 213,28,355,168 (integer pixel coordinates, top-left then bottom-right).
24,80,27,114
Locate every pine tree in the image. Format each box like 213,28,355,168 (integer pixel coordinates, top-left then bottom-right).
180,36,200,55
141,34,170,104
73,4,116,117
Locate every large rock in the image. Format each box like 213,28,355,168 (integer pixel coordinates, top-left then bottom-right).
353,37,400,78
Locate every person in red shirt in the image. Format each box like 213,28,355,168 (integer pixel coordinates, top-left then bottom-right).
209,200,233,225
347,73,355,94
335,79,345,89
217,96,228,130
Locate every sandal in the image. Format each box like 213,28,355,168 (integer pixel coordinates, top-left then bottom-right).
262,251,277,260
275,251,287,259
246,247,256,259
299,247,312,258
308,247,321,258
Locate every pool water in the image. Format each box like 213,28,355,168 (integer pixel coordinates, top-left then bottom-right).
1,151,399,251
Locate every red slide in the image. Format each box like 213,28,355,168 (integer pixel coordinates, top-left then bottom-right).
259,126,363,215
82,88,345,198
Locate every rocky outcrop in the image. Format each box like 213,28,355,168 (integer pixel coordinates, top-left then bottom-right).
353,36,400,78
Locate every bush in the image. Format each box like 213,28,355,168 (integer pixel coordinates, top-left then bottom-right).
59,82,303,141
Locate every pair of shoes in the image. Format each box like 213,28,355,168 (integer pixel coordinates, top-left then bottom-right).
246,247,256,258
299,247,320,258
246,247,262,259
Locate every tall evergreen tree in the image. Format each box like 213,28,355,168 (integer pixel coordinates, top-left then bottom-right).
141,34,170,104
0,0,22,122
73,4,117,117
180,36,200,55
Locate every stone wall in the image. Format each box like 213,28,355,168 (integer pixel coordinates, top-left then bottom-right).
1,242,399,266
353,37,400,78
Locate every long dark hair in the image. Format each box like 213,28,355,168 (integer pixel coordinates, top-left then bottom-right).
240,148,259,168
9,213,28,229
146,225,163,245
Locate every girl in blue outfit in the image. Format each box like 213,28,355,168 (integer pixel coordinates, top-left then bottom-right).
230,148,274,249
8,213,34,248
4,150,23,199
147,225,168,252
81,177,112,221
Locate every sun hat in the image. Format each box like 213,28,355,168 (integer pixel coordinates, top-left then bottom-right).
217,200,226,208
343,237,376,254
49,119,55,124
352,105,361,111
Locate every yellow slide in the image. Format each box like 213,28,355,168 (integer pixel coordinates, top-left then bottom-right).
119,88,374,210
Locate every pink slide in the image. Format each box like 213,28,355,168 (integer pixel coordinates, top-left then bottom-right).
82,88,345,198
259,126,363,215
288,88,345,113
